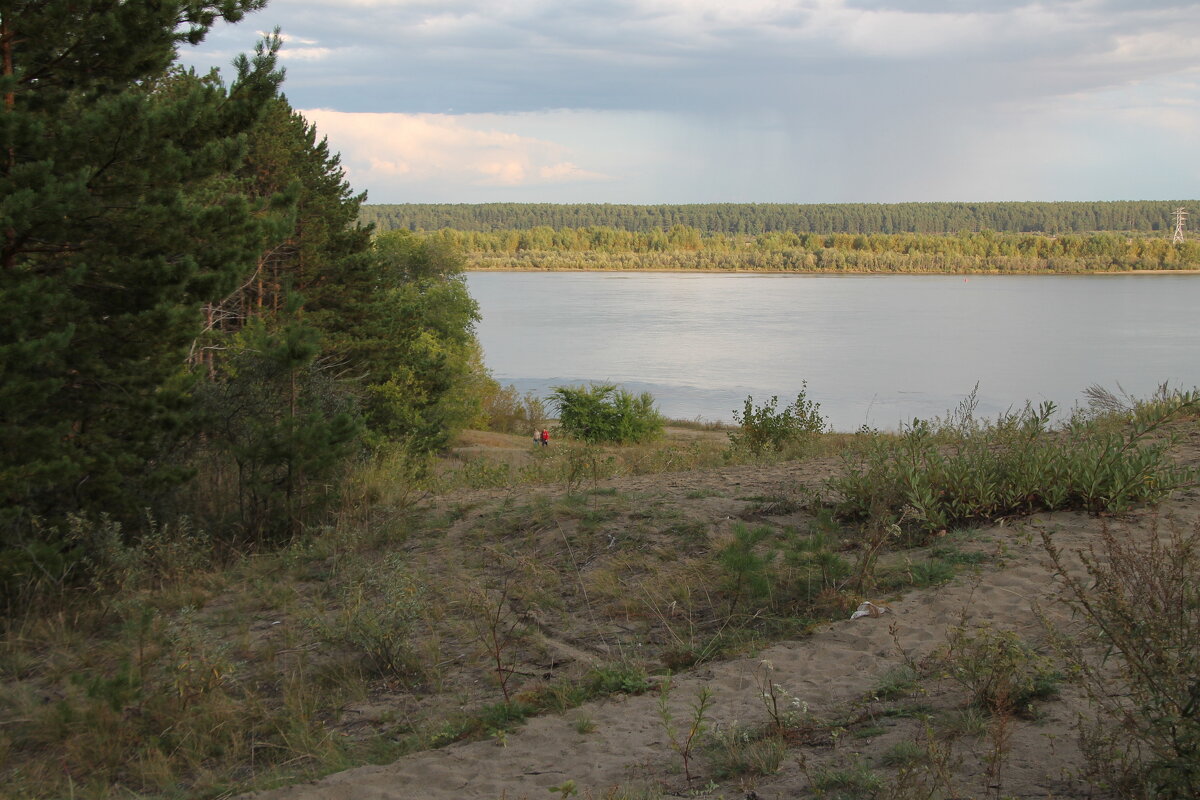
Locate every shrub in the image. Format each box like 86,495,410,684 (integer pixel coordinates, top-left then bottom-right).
303,554,427,680
717,524,776,611
936,625,1059,716
728,383,827,456
550,383,664,445
1043,519,1200,798
480,381,545,434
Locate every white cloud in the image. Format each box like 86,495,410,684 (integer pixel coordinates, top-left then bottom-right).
258,31,320,45
281,46,334,61
300,109,611,194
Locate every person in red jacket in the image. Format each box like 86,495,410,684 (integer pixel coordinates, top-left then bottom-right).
540,429,550,447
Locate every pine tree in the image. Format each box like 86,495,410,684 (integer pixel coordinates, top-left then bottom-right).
0,2,280,538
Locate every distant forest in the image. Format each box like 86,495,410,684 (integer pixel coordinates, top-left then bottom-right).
360,201,1194,235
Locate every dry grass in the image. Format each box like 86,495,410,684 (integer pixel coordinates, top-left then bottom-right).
2,410,1197,799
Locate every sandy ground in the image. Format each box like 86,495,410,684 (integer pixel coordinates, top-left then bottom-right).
243,428,1200,800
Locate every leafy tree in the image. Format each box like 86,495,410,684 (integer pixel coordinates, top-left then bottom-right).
0,3,279,543
358,231,485,452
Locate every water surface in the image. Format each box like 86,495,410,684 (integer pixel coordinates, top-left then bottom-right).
466,272,1200,431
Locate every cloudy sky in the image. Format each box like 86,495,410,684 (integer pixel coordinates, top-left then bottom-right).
180,0,1200,205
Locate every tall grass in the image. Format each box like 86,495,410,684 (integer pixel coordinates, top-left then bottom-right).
829,388,1198,541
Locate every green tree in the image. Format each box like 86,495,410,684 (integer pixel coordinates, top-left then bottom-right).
0,3,279,538
357,230,485,453
195,307,361,542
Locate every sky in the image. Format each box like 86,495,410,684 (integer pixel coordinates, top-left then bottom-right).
179,0,1200,205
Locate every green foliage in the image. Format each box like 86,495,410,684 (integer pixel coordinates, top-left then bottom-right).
304,554,427,680
717,524,776,609
480,382,546,434
830,391,1199,541
657,680,715,784
936,625,1060,716
705,724,786,779
872,665,921,701
194,314,362,542
357,230,484,453
906,557,956,587
0,5,282,543
728,385,828,456
364,201,1195,236
550,383,664,445
881,740,927,768
584,664,651,696
1044,520,1200,799
362,202,1200,272
808,758,884,798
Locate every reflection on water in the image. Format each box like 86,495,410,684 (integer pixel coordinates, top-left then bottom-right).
466,272,1200,431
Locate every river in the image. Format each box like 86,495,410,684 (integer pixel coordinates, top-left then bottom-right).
465,272,1200,431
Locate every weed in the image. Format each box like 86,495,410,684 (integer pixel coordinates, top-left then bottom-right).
808,757,884,798
465,577,526,702
573,714,596,734
928,544,987,565
935,706,989,739
881,739,926,767
872,664,921,701
755,659,811,735
585,664,651,697
598,786,664,800
906,557,956,587
705,723,785,778
658,678,715,784
936,625,1059,716
1042,518,1200,798
829,391,1198,540
880,724,963,800
303,555,427,680
728,384,828,457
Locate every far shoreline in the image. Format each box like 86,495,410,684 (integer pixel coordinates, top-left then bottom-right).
464,266,1200,276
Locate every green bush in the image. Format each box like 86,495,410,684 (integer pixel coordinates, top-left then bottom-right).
728,383,827,456
550,383,663,445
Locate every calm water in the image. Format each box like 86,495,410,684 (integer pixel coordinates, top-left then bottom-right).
466,272,1200,431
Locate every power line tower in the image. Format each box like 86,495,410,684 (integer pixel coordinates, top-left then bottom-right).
1172,207,1188,244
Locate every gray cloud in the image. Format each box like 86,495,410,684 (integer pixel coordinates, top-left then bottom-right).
180,0,1200,203
183,0,1199,116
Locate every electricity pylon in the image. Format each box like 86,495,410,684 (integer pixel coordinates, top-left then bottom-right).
1172,207,1188,244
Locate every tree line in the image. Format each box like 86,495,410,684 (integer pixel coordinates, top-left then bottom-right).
428,226,1200,272
361,201,1196,236
0,2,483,607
